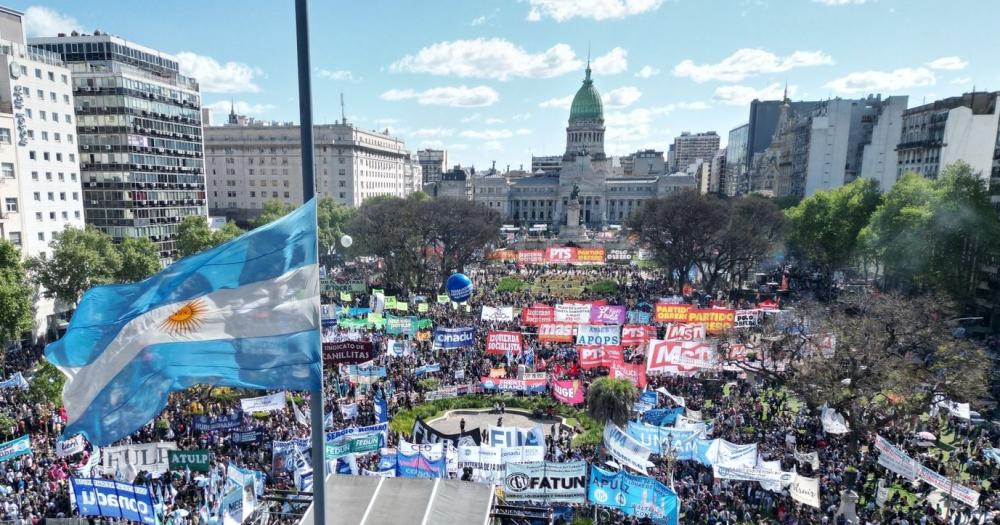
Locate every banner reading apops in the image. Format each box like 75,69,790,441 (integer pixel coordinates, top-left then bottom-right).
167,449,211,472
70,478,156,525
432,327,476,349
504,461,588,504
552,380,584,405
486,331,524,355
587,466,679,525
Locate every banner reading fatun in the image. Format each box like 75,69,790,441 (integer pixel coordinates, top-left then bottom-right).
168,449,212,472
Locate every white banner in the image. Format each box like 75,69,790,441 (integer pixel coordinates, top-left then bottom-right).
481,306,515,322
933,397,971,420
790,474,821,508
794,450,820,470
56,435,87,458
820,405,850,434
713,463,794,485
488,426,545,448
240,392,287,413
504,461,587,504
733,309,762,328
554,304,591,324
575,324,622,347
655,387,686,407
704,440,757,468
102,442,177,474
646,340,716,374
603,423,652,474
339,403,359,420
458,445,545,485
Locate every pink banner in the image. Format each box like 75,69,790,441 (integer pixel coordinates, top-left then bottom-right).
609,361,647,389
552,380,584,404
589,304,626,325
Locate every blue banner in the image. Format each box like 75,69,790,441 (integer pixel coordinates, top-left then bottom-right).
627,310,652,324
413,363,441,376
374,396,389,423
229,430,264,444
345,364,387,380
587,466,679,525
396,449,446,478
192,411,243,432
625,422,698,455
326,422,389,444
639,390,658,406
0,372,28,390
432,327,475,349
70,478,156,525
0,435,31,462
642,407,685,426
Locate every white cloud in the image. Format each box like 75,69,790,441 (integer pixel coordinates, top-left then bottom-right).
603,86,642,108
461,114,481,123
603,102,706,147
410,128,455,138
673,48,833,83
391,38,581,81
635,65,660,79
812,0,869,4
206,100,275,118
512,113,532,121
591,47,628,75
471,15,487,26
177,52,261,93
515,128,533,135
527,0,664,21
824,68,935,94
419,140,445,149
374,118,399,125
460,129,515,140
485,117,505,124
540,95,574,109
483,140,504,151
713,83,796,106
380,85,499,107
927,56,967,71
951,77,972,85
319,69,360,82
23,6,82,37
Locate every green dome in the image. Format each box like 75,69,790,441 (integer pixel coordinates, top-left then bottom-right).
569,67,603,122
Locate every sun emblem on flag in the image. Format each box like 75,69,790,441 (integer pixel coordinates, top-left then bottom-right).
161,299,207,335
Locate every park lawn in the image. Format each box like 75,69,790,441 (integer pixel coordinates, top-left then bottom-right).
528,276,589,298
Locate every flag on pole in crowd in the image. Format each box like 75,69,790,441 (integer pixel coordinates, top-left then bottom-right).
44,200,322,446
292,397,310,427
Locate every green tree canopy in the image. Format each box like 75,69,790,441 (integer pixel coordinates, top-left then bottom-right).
177,216,245,257
116,237,161,283
0,239,33,344
26,226,122,306
253,199,296,228
317,197,356,260
785,178,882,278
586,377,637,428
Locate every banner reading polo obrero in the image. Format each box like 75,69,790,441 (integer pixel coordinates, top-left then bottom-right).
432,327,475,349
45,199,322,446
646,340,716,375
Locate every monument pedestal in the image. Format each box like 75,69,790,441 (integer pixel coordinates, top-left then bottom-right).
560,199,589,243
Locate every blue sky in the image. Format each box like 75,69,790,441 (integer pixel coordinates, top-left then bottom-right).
13,0,999,170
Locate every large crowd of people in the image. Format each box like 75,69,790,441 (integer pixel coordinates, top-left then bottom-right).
0,260,997,525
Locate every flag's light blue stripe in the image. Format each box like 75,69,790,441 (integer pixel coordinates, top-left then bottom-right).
65,330,321,446
47,200,317,368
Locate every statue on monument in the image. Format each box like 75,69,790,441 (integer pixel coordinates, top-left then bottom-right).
570,183,580,201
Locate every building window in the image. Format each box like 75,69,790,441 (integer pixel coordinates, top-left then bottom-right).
9,232,21,247
0,128,10,144
29,151,36,160
32,192,40,201
1,163,13,179
4,198,17,213
35,212,42,221
49,212,55,220
39,111,46,121
72,192,78,200
34,68,41,78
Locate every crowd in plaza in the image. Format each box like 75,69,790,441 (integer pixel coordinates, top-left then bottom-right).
0,259,998,525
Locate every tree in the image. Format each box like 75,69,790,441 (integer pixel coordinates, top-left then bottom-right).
317,197,356,261
26,226,122,306
253,199,295,228
696,195,786,293
785,178,881,285
177,216,244,257
716,292,991,452
862,163,1000,302
586,377,637,428
116,237,161,283
428,198,501,278
0,239,33,345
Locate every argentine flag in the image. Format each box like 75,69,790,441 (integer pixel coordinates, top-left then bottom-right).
46,200,322,446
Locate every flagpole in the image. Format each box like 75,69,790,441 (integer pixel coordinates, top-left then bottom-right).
293,1,326,524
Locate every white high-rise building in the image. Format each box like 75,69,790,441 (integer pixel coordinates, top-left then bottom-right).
0,7,84,338
204,112,420,223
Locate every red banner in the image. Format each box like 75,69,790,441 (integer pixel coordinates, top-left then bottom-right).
576,247,606,264
621,325,656,346
662,323,707,341
538,323,575,343
577,345,624,369
517,250,545,264
545,246,577,263
654,303,691,323
485,331,524,355
609,361,647,389
646,340,716,375
552,380,584,405
521,304,555,325
487,249,517,261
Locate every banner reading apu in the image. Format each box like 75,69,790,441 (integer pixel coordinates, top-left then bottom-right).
71,477,156,525
432,327,475,349
504,461,588,504
588,466,679,525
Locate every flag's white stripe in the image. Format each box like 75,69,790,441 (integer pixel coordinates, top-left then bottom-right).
59,264,319,423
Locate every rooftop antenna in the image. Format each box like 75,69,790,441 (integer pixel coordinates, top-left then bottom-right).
340,92,346,124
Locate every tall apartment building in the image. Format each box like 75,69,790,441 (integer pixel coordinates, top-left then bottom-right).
897,91,1000,182
710,148,726,195
417,148,447,183
530,155,561,175
671,131,719,173
204,114,420,223
723,124,749,196
627,149,666,176
31,32,206,262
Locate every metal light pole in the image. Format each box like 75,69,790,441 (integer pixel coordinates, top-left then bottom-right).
293,1,326,524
